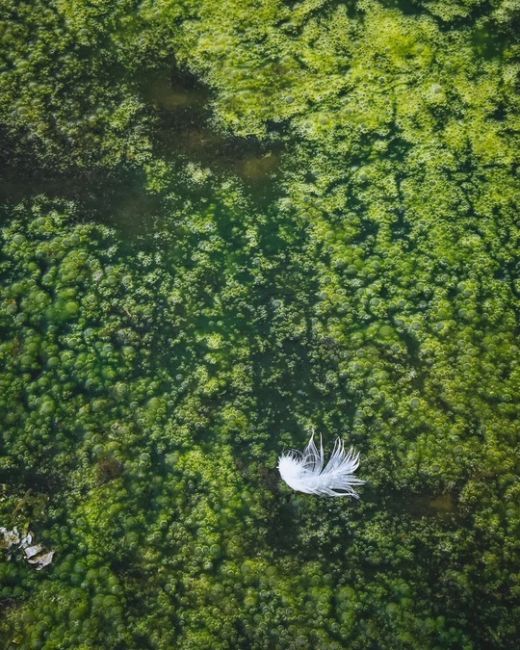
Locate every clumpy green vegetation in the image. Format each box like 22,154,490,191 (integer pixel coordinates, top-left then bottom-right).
0,0,519,647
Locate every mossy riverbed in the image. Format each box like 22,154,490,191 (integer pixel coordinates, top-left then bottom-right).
0,1,519,649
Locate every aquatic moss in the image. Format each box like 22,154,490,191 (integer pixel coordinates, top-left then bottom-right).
0,1,519,649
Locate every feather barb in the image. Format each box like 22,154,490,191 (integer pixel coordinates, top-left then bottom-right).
278,432,364,498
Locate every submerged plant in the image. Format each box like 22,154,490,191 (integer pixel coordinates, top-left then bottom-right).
278,433,364,498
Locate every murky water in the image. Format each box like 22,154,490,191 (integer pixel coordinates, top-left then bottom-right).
0,64,282,241
139,65,282,185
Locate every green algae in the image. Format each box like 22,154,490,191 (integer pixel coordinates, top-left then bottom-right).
0,1,519,649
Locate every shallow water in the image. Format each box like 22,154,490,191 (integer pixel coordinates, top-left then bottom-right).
0,66,282,242
1,5,517,645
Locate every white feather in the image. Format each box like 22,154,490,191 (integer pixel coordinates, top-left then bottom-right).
278,433,364,497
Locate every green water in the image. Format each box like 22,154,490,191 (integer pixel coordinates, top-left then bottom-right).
0,2,518,649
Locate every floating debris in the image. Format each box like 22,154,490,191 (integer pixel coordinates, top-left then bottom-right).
28,550,55,570
0,526,54,569
0,526,20,550
20,532,32,547
24,544,44,559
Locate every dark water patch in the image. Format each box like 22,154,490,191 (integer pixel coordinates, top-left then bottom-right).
266,488,368,563
1,64,284,238
387,491,458,518
141,74,209,112
471,21,510,60
378,0,424,16
0,165,161,241
139,66,283,187
98,177,163,239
